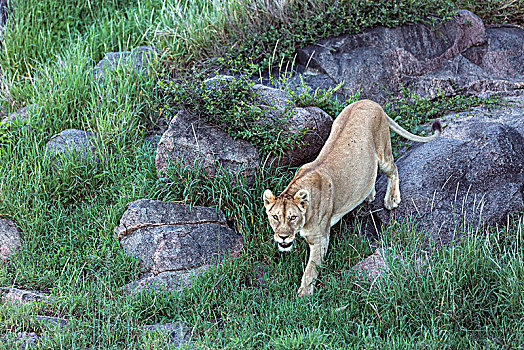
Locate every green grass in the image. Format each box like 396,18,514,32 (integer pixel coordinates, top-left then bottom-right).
0,0,523,348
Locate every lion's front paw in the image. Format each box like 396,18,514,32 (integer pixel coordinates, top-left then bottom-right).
297,285,314,298
384,198,396,210
385,192,401,210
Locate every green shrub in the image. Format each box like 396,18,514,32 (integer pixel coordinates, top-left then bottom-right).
158,73,302,157
291,80,359,119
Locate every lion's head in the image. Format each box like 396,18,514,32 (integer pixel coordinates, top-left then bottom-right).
262,189,310,252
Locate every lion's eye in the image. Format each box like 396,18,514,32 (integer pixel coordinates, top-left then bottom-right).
272,215,279,221
290,215,297,221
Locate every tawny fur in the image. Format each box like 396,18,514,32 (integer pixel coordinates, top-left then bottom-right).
263,99,441,297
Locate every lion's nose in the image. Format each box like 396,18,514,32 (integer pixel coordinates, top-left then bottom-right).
278,234,288,241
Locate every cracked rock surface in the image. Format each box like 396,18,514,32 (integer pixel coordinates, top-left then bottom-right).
372,95,524,245
1,288,48,304
156,109,260,185
296,10,524,102
115,199,243,293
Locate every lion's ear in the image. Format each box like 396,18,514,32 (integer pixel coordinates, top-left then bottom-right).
294,189,310,212
263,189,275,208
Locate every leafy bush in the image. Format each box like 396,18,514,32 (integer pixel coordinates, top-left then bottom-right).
291,80,359,118
158,73,302,157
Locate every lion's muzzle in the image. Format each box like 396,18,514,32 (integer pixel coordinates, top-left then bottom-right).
275,233,295,252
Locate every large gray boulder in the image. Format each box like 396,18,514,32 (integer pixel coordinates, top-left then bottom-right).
156,77,333,181
156,109,260,185
45,129,97,159
252,84,333,167
0,219,21,260
115,199,243,293
372,96,524,245
296,10,524,102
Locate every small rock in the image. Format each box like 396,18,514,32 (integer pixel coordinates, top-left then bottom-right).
155,109,259,185
45,129,97,159
143,322,191,346
0,105,34,124
0,219,21,260
1,288,48,304
15,332,39,347
35,315,68,328
125,267,207,293
115,199,243,293
94,46,158,80
351,249,389,280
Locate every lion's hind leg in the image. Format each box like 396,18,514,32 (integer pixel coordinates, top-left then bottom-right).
377,153,400,210
375,143,400,210
374,112,401,210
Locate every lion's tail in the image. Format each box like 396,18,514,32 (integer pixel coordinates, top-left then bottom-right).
386,115,442,143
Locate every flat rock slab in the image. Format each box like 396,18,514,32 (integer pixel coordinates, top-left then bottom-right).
0,219,21,260
45,129,97,159
125,266,208,293
296,10,524,102
115,199,243,293
35,315,68,328
156,109,260,185
1,288,48,304
93,46,158,80
372,96,524,245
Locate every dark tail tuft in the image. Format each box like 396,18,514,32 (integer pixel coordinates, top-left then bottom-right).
432,119,442,133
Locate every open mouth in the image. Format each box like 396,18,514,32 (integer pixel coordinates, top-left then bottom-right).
278,241,293,249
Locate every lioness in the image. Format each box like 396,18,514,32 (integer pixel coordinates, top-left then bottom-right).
263,99,441,297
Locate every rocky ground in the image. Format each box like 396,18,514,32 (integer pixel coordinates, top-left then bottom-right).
1,8,523,347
